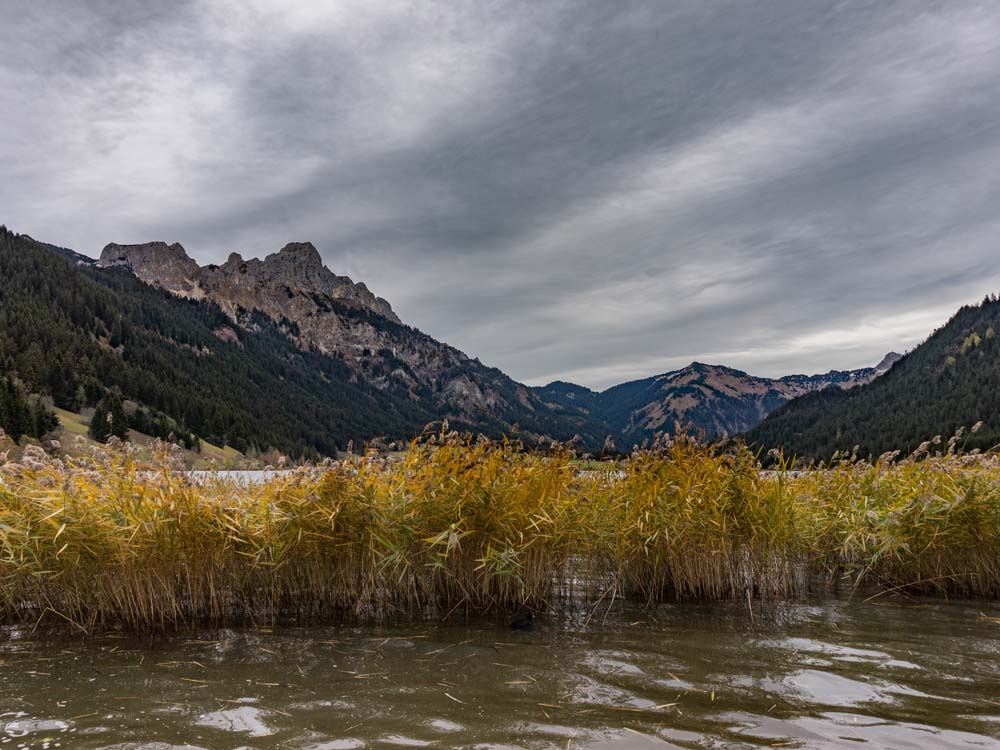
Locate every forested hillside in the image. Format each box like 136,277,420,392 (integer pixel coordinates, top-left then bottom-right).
745,296,1000,461
0,227,612,455
0,227,438,456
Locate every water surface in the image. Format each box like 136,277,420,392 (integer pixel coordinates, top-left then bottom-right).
2,599,998,749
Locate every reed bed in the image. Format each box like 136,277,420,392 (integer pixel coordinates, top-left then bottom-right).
1,432,999,630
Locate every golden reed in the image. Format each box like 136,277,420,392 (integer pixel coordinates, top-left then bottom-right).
1,431,998,631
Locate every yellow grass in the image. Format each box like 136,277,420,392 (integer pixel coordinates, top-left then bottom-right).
0,431,998,631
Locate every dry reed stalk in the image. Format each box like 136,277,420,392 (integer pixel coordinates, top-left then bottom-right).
0,431,998,631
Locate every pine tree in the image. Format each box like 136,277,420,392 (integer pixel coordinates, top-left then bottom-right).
0,376,55,443
73,384,88,411
89,402,110,442
107,393,128,440
30,399,57,438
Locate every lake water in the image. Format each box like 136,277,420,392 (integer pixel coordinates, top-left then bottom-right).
1,598,998,749
186,470,295,485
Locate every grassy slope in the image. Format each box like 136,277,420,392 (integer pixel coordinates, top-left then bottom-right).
52,407,245,468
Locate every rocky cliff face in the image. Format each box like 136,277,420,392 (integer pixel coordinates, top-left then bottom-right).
875,351,903,372
97,240,600,444
99,241,398,321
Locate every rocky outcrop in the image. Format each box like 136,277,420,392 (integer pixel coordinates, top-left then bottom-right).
100,242,203,298
99,241,398,321
875,351,903,372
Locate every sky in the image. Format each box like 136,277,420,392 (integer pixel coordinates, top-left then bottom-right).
4,1,1000,390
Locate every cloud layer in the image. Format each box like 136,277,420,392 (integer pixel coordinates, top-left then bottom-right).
4,0,1000,389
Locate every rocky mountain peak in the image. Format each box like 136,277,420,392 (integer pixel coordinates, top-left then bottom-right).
99,241,203,298
876,351,903,372
271,241,323,267
100,241,193,266
96,239,399,324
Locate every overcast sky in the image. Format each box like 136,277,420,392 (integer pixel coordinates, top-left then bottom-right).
4,1,1000,389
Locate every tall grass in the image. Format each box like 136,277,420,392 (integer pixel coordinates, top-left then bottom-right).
795,453,1000,596
1,433,998,630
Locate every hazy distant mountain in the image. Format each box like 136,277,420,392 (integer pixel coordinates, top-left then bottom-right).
535,360,889,448
745,298,1000,461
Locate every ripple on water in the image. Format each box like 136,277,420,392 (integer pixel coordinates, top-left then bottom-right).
303,740,365,750
582,651,646,676
426,718,464,733
378,736,433,747
563,672,648,708
775,636,924,669
779,669,891,706
194,706,274,737
1,718,70,737
725,710,1000,750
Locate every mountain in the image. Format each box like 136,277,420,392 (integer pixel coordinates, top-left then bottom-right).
534,360,887,448
745,297,1000,461
1,224,915,459
0,227,602,456
97,239,603,446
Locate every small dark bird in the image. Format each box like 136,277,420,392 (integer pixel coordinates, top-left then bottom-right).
509,611,534,631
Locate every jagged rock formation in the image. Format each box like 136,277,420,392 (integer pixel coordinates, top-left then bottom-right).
535,358,892,446
99,241,398,321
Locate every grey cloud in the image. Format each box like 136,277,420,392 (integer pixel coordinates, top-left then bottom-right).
3,0,1000,389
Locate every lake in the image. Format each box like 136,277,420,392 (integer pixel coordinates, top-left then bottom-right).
186,470,295,485
1,598,998,749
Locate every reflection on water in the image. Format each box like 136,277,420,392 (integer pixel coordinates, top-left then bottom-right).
1,598,998,749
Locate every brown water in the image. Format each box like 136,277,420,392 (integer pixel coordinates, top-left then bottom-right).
1,598,998,749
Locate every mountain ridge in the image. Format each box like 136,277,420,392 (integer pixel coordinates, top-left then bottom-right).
96,241,574,435
1,226,913,456
533,358,893,448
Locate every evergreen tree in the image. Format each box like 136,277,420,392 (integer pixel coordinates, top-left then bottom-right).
89,402,110,443
0,376,56,443
0,376,28,441
107,392,128,440
73,384,88,411
30,400,58,439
